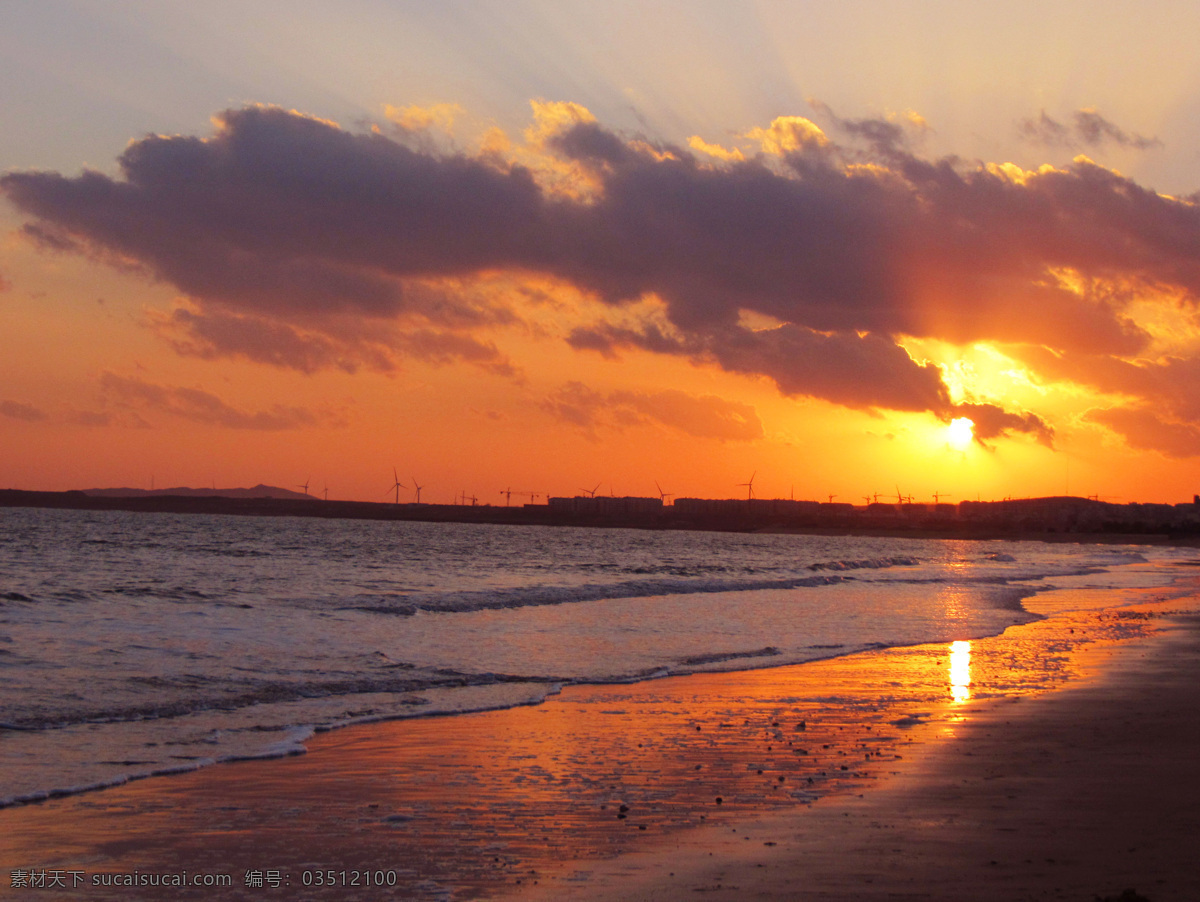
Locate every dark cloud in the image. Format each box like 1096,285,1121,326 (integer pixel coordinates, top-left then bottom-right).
152,306,387,374
2,106,539,376
712,325,950,412
20,223,84,254
1019,110,1073,146
1073,110,1163,150
549,121,635,167
5,103,1198,439
151,305,517,377
1019,109,1162,150
573,321,950,412
391,328,519,378
542,381,762,441
98,372,333,430
69,410,119,427
807,99,927,161
946,402,1054,449
1,399,47,421
567,322,687,358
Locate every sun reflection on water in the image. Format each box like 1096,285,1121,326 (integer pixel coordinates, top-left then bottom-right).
949,640,971,703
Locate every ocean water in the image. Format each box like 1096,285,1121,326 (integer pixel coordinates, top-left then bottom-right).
0,506,1190,808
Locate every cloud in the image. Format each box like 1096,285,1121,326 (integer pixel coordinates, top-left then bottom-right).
808,100,930,160
1019,109,1162,150
1,400,47,421
69,410,118,427
1013,345,1200,455
612,388,763,441
384,102,463,135
5,102,1199,443
2,106,539,376
744,116,830,156
946,401,1054,448
97,372,336,430
147,300,517,377
1085,406,1200,458
571,321,950,413
542,381,762,441
687,136,745,162
19,223,84,254
149,306,392,374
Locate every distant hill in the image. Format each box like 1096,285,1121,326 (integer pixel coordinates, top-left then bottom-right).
83,484,314,501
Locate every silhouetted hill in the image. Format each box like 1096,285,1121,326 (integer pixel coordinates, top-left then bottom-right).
83,484,313,500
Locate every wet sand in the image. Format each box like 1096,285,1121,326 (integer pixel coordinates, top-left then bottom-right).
516,607,1200,902
1,588,1197,900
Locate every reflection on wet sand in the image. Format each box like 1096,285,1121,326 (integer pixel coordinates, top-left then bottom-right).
0,601,1162,901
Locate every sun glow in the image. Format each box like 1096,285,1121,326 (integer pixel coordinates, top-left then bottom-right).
947,417,975,450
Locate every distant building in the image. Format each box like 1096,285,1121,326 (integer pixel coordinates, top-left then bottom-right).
672,498,821,520
547,496,663,517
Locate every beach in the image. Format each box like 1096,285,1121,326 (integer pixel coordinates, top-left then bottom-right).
515,599,1200,902
2,576,1198,901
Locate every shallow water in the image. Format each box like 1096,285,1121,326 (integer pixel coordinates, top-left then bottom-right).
0,506,1191,808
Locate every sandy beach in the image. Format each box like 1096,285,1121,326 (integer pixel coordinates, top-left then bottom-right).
2,584,1198,901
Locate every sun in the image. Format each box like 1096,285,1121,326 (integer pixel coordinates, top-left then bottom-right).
947,417,975,450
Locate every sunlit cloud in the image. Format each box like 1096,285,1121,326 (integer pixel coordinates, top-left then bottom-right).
384,102,464,135
524,99,597,145
687,135,744,162
744,115,829,156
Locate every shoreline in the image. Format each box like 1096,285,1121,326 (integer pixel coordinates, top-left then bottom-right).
2,580,1196,899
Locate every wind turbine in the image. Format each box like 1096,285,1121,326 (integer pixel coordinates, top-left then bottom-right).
827,493,837,504
385,468,406,505
323,483,329,501
932,491,952,504
655,481,673,504
412,476,424,504
737,471,756,501
580,483,601,498
296,479,310,497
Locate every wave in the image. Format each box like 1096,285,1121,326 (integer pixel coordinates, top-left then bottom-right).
343,557,926,615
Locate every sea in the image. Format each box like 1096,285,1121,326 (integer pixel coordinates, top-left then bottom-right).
0,505,1194,810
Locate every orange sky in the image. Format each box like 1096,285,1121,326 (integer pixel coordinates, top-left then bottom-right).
2,3,1199,505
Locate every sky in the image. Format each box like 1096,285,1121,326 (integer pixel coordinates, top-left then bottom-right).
3,0,1200,505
